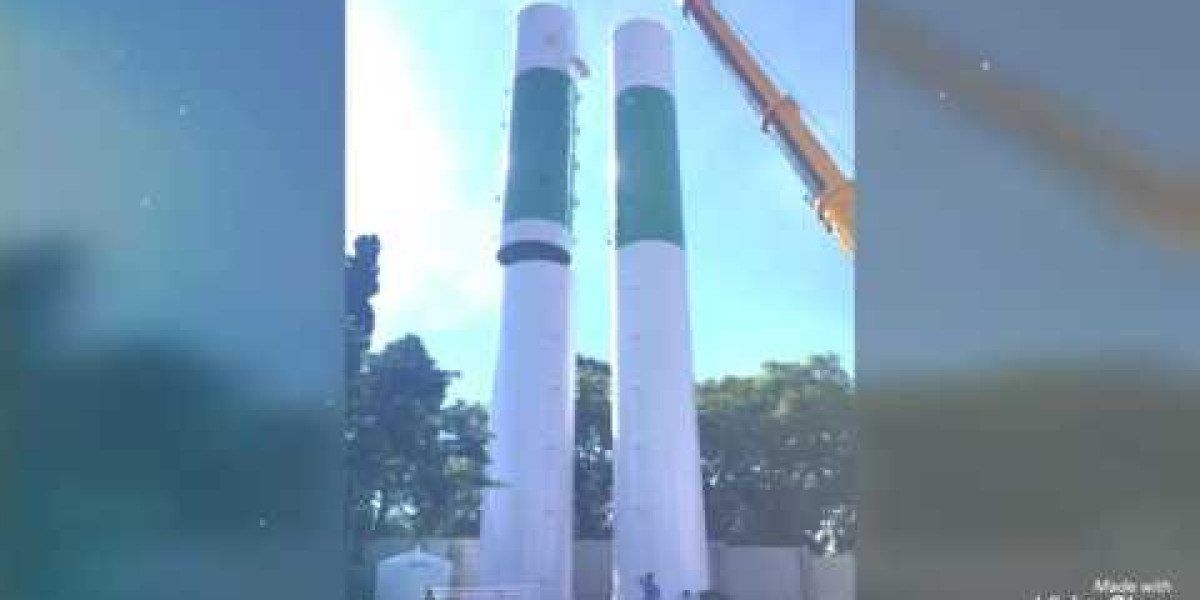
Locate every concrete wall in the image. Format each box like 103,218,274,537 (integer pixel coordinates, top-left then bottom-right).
368,539,854,600
805,552,855,600
572,541,613,600
714,545,806,600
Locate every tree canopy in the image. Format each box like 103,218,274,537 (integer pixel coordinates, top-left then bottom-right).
570,354,857,553
574,357,614,539
344,235,491,543
355,337,488,538
698,355,856,553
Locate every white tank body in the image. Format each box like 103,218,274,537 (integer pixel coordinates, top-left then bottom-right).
479,4,579,600
611,17,710,600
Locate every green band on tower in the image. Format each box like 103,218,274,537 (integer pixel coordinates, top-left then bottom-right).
616,85,684,248
503,67,576,228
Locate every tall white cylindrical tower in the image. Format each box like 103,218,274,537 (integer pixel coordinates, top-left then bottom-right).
479,5,579,600
611,18,710,600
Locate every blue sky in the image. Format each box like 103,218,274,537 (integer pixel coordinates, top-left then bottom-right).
348,0,854,404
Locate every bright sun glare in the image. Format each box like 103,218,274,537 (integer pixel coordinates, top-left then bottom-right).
347,0,501,341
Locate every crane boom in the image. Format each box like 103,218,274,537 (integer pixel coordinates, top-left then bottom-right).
681,0,856,255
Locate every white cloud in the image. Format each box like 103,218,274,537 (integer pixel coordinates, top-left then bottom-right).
347,0,501,341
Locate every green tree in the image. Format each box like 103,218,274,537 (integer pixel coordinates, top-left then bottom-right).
344,235,490,552
345,234,380,378
697,354,856,554
574,356,614,538
352,335,491,538
568,354,856,552
433,398,491,536
345,234,381,600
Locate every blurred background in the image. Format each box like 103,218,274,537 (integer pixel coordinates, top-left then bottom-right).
858,1,1199,598
2,2,344,599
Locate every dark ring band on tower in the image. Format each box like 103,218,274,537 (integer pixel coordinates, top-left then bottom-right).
497,240,572,265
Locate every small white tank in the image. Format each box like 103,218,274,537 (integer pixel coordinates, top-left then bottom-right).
375,546,454,600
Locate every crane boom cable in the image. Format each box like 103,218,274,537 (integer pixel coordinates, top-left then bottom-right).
688,3,825,191
682,0,856,255
718,1,855,172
